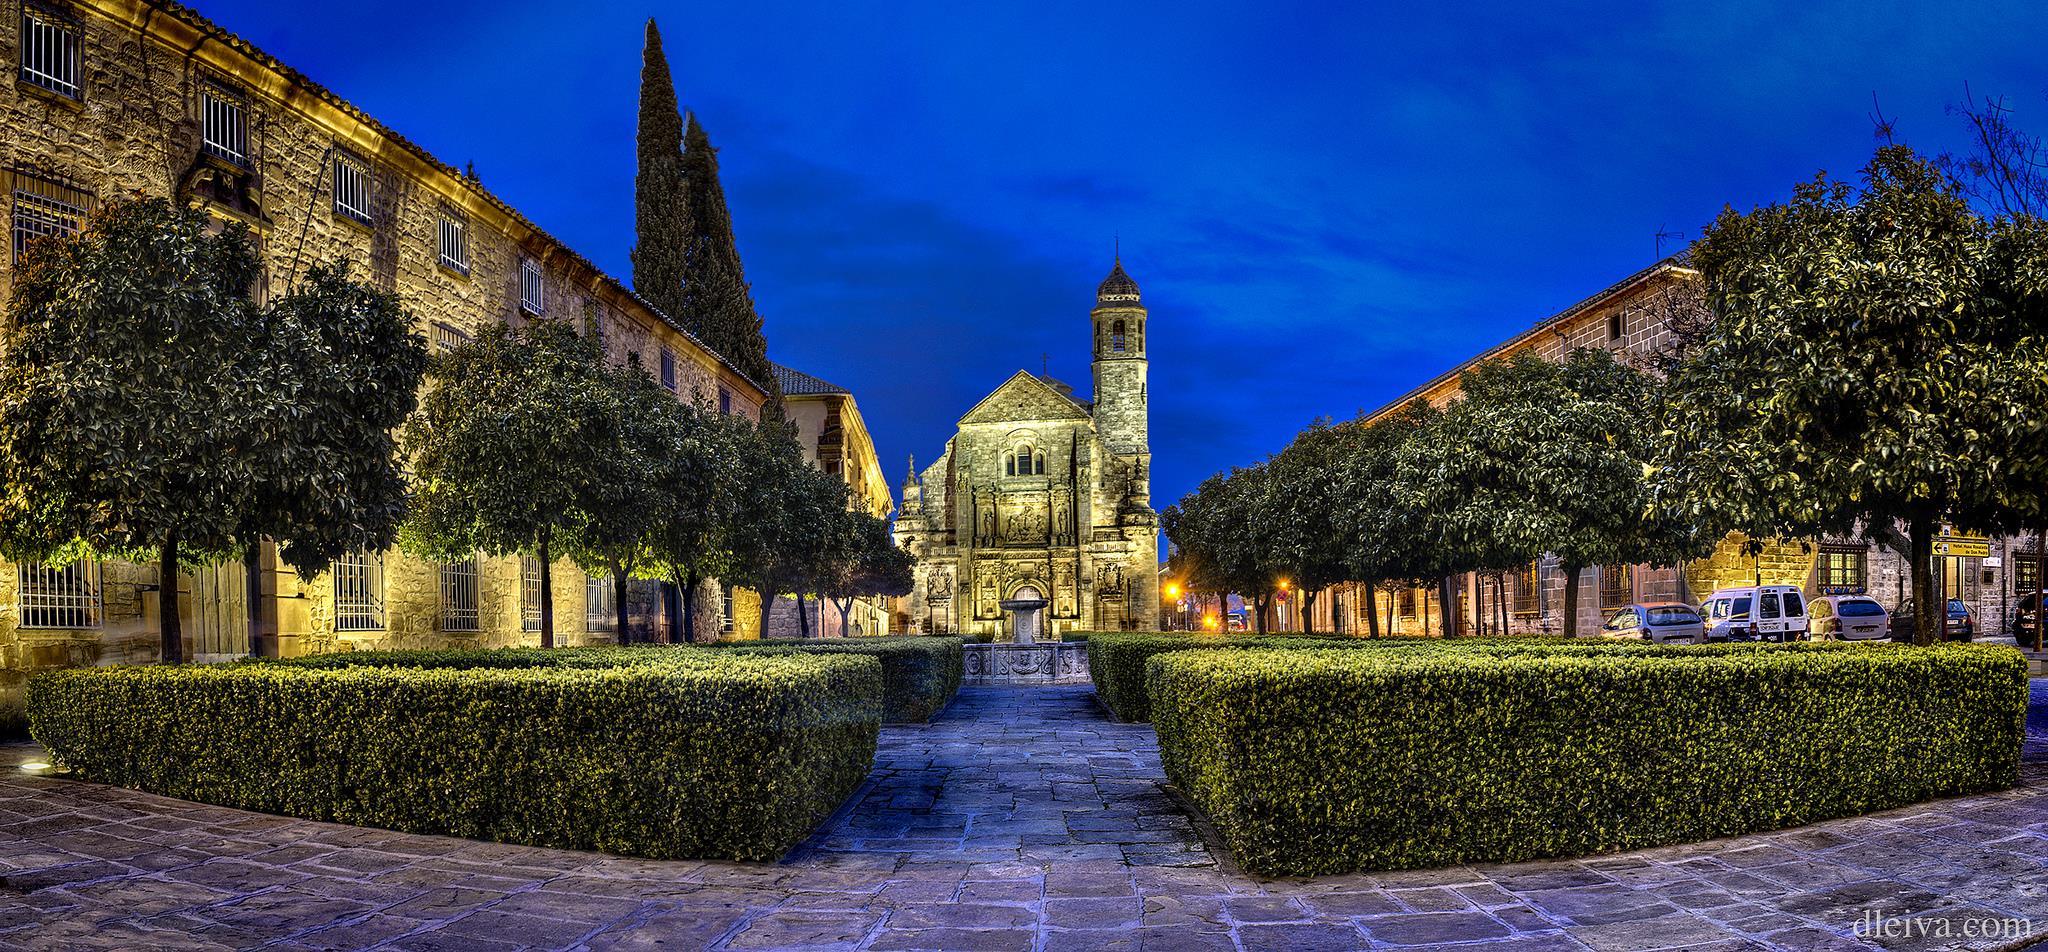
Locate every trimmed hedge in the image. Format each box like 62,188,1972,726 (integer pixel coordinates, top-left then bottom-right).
28,650,881,861
1088,632,1422,722
1150,642,2028,876
714,637,964,723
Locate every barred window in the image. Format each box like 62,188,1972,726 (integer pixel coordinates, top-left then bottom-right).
17,560,101,629
1599,564,1632,609
439,556,479,632
333,550,385,631
720,585,736,634
519,258,544,315
430,322,469,354
332,151,371,224
1398,587,1417,618
520,555,543,631
1511,563,1539,616
437,210,468,273
718,386,732,415
659,347,678,392
1817,545,1867,593
586,574,615,630
201,86,249,167
11,173,91,263
18,6,80,99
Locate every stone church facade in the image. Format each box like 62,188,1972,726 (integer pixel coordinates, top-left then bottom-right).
893,261,1159,637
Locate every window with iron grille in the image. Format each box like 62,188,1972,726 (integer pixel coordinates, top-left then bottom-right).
1511,563,1539,616
439,556,480,632
1398,587,1417,618
437,210,468,273
520,555,543,631
332,550,385,631
430,322,469,354
586,574,616,630
1817,545,1867,593
1599,564,1632,609
519,258,544,315
201,85,249,167
18,6,80,99
720,585,736,634
11,172,90,263
332,151,371,224
17,560,101,629
659,347,678,391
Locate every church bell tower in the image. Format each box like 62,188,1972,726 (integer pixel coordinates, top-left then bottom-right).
1090,253,1149,458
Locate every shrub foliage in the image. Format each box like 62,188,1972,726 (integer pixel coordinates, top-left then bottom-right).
714,637,964,723
28,650,881,861
1087,632,1406,722
1149,642,2027,876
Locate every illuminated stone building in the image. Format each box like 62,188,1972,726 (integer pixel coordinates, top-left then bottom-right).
753,363,896,638
893,259,1159,638
0,0,770,718
1301,258,2028,640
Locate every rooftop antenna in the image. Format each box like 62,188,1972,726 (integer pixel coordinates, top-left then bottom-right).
1654,225,1684,258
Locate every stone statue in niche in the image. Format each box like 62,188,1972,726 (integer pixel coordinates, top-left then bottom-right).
979,572,999,618
1055,563,1076,616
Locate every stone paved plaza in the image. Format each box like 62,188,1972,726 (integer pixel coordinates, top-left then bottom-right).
0,683,2044,952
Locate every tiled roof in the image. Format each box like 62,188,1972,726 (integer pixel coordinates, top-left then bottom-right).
772,363,851,397
125,1,760,393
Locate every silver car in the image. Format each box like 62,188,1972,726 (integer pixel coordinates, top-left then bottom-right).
1810,595,1890,640
1600,602,1705,644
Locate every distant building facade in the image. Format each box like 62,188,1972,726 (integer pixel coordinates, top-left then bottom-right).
0,0,769,718
753,363,896,638
893,260,1159,638
1300,258,2035,640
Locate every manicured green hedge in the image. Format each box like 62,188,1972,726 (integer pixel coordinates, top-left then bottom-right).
714,637,963,723
1087,632,1420,722
1150,642,2028,876
28,650,881,861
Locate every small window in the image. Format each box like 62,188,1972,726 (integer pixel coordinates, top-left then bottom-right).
1599,564,1632,609
18,6,81,99
1816,545,1867,593
437,210,469,273
659,347,678,392
333,550,385,631
430,322,469,353
200,85,249,167
1782,591,1804,618
332,151,372,224
11,173,91,263
1111,319,1127,353
718,386,732,415
1511,563,1539,616
1608,311,1623,341
586,574,616,631
17,560,101,629
520,555,544,631
439,556,480,632
519,258,544,315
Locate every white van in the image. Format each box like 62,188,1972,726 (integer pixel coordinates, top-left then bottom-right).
1701,586,1809,642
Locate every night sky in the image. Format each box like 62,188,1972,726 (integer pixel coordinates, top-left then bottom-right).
194,0,2047,518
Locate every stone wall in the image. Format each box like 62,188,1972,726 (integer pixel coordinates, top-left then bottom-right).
0,0,772,720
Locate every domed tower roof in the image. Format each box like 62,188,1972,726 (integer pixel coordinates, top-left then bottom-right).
1096,258,1141,306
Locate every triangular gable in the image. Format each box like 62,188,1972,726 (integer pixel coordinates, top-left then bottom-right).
959,370,1092,426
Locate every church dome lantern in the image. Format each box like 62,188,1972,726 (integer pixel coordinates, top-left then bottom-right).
1095,260,1141,305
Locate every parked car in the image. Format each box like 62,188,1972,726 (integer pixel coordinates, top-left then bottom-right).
1701,585,1809,642
2012,593,2043,644
1894,597,1974,641
1600,602,1705,644
1809,595,1890,640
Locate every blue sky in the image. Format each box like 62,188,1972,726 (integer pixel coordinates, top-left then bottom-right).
197,0,2048,511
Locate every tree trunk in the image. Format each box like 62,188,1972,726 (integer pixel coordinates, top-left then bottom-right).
758,583,776,639
614,569,631,646
243,543,264,659
538,537,555,648
1386,584,1396,636
837,597,853,636
1364,579,1382,638
1438,576,1456,638
797,593,812,638
1561,564,1583,638
1909,516,1937,647
1253,594,1268,634
160,534,183,664
1301,590,1317,634
676,573,697,643
2036,529,2046,653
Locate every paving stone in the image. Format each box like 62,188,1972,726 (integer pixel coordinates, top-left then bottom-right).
0,682,2041,952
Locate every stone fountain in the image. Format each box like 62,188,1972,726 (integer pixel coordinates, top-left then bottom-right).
961,586,1090,684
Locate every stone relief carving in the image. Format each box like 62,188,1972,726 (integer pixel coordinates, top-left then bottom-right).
1055,563,1076,617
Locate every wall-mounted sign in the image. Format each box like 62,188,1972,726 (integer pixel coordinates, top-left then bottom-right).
1934,536,1991,558
1985,556,2004,569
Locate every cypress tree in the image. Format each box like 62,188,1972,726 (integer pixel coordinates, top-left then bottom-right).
632,19,691,326
681,113,781,408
